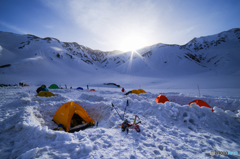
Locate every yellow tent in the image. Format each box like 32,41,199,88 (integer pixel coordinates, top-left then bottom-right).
131,89,140,95
52,102,95,132
138,89,146,94
131,89,146,95
36,91,55,97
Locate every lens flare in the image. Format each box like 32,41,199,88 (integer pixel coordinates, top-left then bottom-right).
119,35,147,52
126,50,162,76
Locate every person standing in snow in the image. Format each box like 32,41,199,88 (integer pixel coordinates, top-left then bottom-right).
87,85,89,90
122,87,125,92
65,84,67,89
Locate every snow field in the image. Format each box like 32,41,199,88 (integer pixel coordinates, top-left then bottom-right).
0,86,240,158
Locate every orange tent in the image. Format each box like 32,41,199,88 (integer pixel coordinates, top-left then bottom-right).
189,100,213,112
90,89,95,91
52,102,95,132
23,84,30,86
155,95,169,104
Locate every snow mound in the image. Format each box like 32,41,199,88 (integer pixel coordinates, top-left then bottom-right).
79,93,106,102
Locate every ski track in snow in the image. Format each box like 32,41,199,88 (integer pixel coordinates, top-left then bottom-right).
0,86,240,159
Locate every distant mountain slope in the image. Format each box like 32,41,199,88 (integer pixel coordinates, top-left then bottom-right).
0,32,128,69
115,28,240,76
0,28,239,81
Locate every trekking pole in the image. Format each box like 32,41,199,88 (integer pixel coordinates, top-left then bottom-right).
132,115,138,128
112,103,124,121
123,100,129,119
136,116,141,124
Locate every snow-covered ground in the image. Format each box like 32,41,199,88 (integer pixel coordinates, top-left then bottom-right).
0,85,239,159
0,29,240,158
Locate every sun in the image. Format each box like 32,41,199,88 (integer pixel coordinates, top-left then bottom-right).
118,35,147,52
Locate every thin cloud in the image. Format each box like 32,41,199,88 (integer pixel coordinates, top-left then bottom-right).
40,0,176,51
68,1,159,34
66,0,161,51
0,21,29,34
44,25,55,29
39,0,240,51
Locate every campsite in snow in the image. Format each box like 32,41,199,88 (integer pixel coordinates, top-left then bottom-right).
1,0,240,158
0,27,240,158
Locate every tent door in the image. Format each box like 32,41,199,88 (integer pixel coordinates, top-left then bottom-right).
70,113,86,128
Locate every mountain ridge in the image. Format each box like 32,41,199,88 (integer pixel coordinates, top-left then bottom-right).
0,28,240,83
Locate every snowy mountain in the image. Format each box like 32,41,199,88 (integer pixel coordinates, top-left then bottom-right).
116,28,240,76
0,31,127,70
0,28,240,88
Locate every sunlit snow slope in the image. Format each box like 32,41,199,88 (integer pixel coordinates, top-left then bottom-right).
0,28,240,89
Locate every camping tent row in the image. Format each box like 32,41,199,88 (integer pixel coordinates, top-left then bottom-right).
46,84,83,89
35,85,86,97
19,84,59,88
49,85,85,90
155,94,213,112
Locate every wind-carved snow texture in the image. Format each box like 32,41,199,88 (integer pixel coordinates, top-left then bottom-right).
0,86,240,158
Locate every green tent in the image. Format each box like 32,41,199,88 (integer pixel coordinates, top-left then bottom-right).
48,84,59,89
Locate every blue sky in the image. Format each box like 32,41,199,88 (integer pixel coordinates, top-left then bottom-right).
0,0,240,52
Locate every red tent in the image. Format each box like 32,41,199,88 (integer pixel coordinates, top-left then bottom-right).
189,100,213,112
155,95,169,104
90,89,95,91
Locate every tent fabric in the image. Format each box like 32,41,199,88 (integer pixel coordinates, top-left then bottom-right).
77,87,83,90
138,89,146,94
49,84,59,89
125,89,146,95
41,85,47,88
189,100,213,112
52,102,95,132
90,89,95,91
36,87,49,93
23,84,30,86
131,89,140,95
131,89,146,95
155,95,169,104
36,91,55,97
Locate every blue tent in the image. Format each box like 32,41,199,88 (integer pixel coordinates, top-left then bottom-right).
36,87,49,93
77,87,83,90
